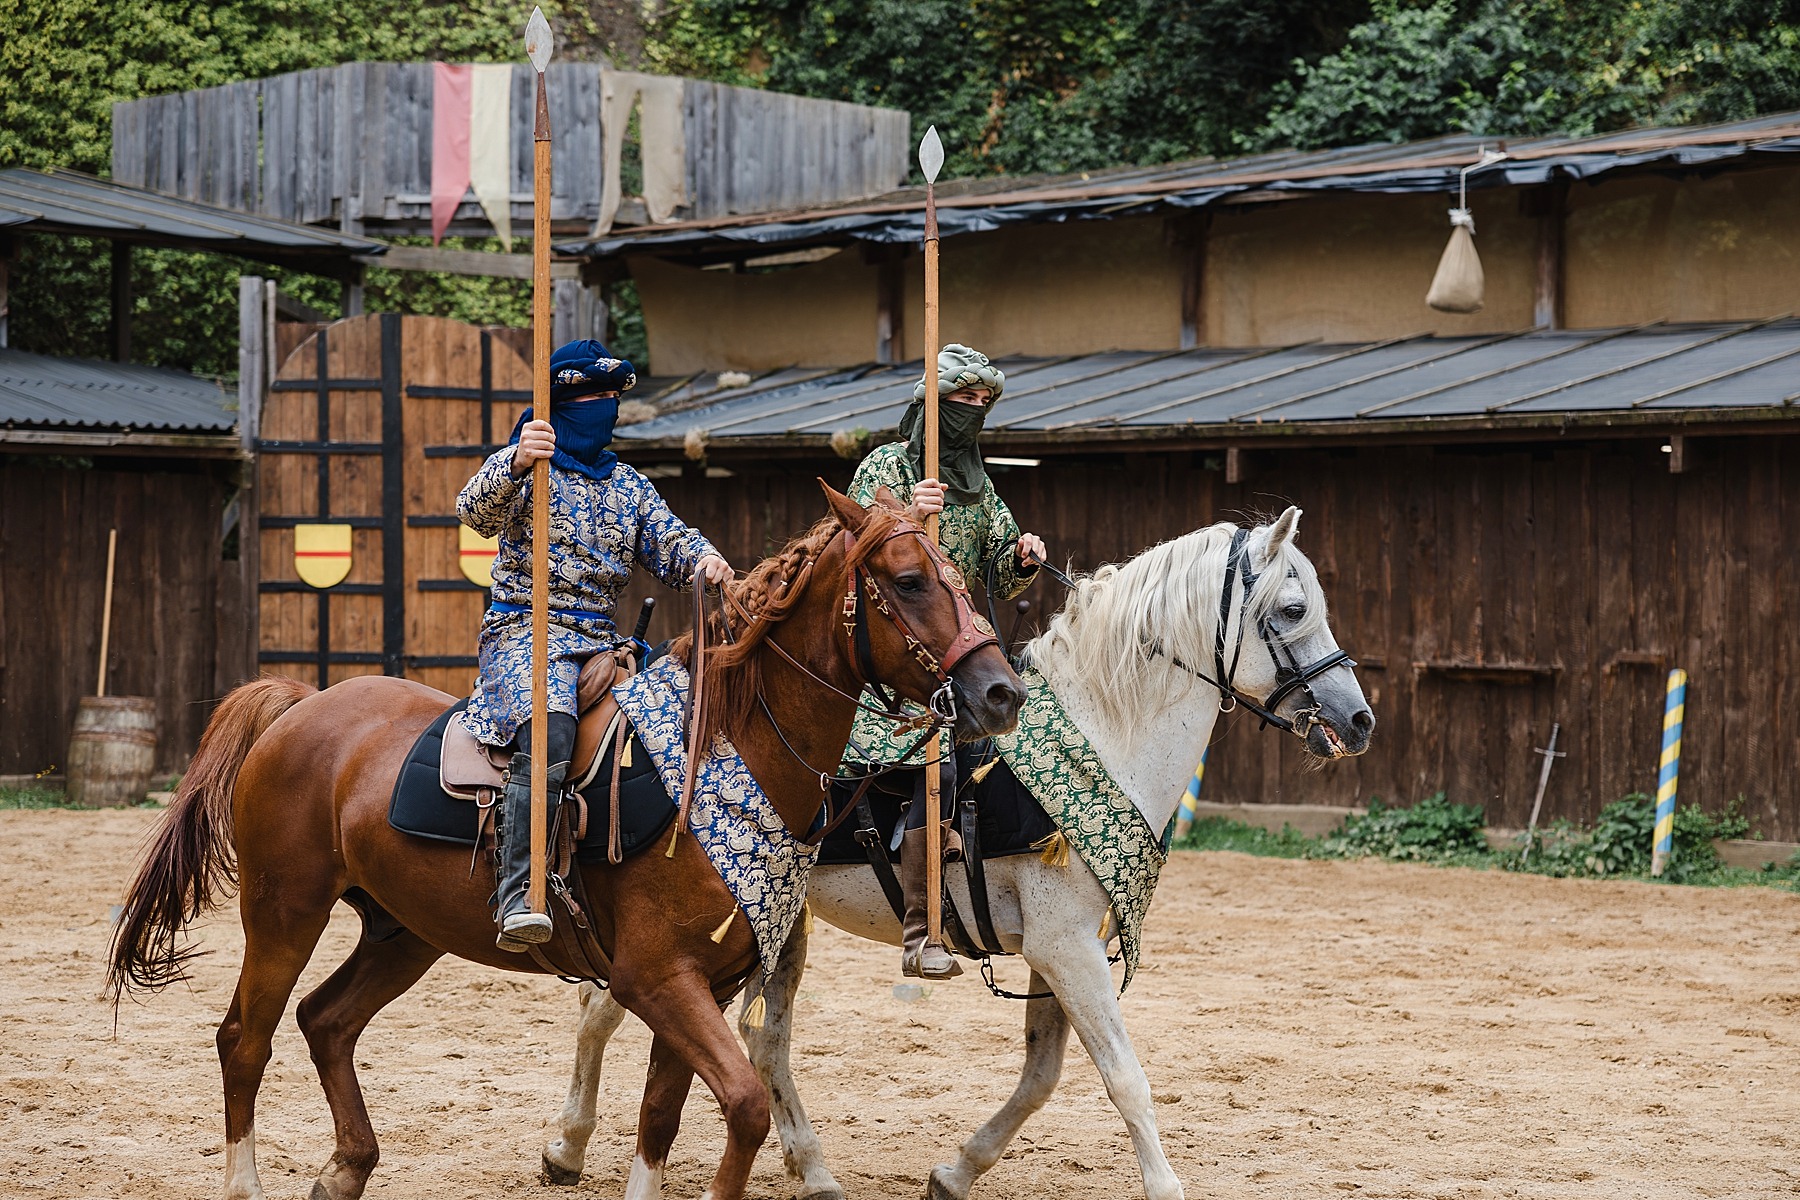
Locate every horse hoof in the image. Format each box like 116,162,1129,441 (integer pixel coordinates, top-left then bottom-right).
798,1186,848,1200
540,1155,583,1187
925,1167,967,1200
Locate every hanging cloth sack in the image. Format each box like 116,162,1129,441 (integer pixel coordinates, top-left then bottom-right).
1426,208,1484,314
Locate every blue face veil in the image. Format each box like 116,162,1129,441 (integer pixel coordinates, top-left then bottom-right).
507,339,638,481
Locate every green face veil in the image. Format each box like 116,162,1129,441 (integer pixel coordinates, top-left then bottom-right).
896,344,1006,505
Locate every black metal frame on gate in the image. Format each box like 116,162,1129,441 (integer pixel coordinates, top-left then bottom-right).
256,314,407,688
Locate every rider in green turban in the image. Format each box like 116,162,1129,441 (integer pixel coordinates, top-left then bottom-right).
844,343,1046,980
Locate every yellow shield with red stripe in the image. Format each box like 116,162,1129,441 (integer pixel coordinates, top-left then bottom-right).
459,523,499,588
293,523,353,589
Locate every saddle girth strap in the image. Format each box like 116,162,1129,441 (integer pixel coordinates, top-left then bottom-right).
958,785,1003,956
607,716,628,864
852,790,906,923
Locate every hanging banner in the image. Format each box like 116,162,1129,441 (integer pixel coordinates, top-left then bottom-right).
459,523,499,588
470,64,514,251
294,523,353,589
431,63,474,245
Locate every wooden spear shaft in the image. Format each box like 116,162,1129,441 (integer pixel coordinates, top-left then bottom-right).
526,8,554,921
919,127,945,953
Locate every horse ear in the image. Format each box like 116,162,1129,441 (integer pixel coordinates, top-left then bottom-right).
818,478,871,534
871,484,907,513
1258,506,1302,567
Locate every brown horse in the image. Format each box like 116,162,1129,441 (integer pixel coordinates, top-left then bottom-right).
108,484,1024,1200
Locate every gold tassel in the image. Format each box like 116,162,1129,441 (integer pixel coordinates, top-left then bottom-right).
709,909,737,943
1033,830,1070,868
743,992,767,1029
665,824,681,858
801,902,815,937
968,757,999,785
621,739,631,768
1097,910,1112,941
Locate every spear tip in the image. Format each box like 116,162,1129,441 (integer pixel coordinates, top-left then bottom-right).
525,6,554,72
918,125,944,184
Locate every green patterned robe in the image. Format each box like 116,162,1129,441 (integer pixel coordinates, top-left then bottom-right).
842,441,1036,765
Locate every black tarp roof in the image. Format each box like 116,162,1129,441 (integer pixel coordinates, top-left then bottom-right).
614,320,1800,453
0,347,235,434
0,169,385,273
562,111,1800,263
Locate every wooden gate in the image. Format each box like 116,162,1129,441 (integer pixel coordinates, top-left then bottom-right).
257,313,533,698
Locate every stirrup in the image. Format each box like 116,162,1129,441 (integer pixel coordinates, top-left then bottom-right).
498,910,553,952
902,944,963,980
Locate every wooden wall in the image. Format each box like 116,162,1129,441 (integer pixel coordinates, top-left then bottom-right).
0,459,250,778
623,431,1800,839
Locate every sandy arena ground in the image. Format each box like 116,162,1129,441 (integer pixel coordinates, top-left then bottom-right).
3,808,1796,1199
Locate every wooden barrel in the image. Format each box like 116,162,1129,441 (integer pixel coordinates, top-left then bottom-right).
65,696,158,809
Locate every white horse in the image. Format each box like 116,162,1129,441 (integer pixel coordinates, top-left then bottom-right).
541,507,1373,1199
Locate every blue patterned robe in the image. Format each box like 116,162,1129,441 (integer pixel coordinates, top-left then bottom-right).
457,449,717,748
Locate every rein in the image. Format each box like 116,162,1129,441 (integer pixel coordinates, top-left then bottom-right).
987,529,1354,740
678,513,999,843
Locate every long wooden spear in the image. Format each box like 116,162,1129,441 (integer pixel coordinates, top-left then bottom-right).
525,6,554,923
918,125,946,957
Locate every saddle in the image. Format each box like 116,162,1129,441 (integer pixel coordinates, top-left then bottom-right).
439,647,635,801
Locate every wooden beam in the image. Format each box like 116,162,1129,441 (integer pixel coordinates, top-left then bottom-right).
1532,180,1566,331
111,241,132,362
237,277,267,455
0,231,12,348
1225,445,1253,484
354,244,579,280
875,250,906,365
0,428,243,456
1168,213,1210,350
1668,433,1688,473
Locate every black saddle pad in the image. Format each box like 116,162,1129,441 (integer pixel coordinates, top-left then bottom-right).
387,699,677,864
816,742,1059,866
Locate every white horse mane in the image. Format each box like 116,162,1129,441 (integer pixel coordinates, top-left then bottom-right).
1022,518,1330,752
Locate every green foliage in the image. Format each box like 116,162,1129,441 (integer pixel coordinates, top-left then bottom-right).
646,0,1366,178
1257,0,1800,150
0,783,70,810
1171,815,1316,858
0,0,563,374
1512,794,1759,884
1313,792,1491,864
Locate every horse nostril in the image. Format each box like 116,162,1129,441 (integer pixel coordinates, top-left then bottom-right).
1351,709,1375,735
988,681,1023,712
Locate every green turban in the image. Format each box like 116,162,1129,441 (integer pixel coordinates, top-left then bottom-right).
897,344,1006,505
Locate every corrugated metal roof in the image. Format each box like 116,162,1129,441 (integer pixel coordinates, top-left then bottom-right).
562,111,1800,262
0,169,385,267
613,320,1800,449
0,349,236,433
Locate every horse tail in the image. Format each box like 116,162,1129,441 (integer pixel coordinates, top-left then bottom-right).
107,675,316,1000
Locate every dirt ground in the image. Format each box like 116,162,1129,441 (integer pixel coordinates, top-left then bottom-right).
3,809,1796,1199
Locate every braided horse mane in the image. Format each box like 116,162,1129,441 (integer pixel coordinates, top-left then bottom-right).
672,502,904,746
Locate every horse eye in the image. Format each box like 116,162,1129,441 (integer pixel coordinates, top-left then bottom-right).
894,573,926,593
1281,604,1306,622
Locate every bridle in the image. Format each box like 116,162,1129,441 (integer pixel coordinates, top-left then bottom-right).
686,511,999,809
992,526,1354,740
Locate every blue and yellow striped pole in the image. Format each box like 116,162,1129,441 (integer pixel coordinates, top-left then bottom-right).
1651,668,1687,878
1173,748,1209,841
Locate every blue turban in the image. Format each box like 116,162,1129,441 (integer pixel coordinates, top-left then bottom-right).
508,339,638,482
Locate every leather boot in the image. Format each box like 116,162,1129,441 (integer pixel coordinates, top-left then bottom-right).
899,825,962,979
494,752,567,952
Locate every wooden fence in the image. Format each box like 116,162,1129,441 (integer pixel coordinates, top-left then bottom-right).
111,65,908,237
0,460,250,778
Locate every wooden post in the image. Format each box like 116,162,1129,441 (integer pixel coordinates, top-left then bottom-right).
0,233,13,349
1532,181,1566,331
110,241,132,362
526,7,555,922
918,127,945,954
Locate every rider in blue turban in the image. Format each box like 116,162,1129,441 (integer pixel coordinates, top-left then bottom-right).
459,338,732,950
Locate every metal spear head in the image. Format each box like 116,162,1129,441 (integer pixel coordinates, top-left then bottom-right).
918,125,944,185
525,6,554,72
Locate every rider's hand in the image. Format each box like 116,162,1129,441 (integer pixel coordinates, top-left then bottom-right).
694,553,733,587
908,478,946,521
1016,532,1047,567
511,419,556,477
